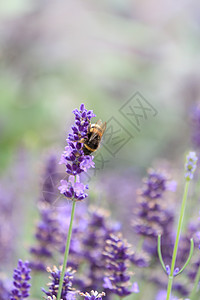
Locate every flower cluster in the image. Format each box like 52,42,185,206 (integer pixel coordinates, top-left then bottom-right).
103,233,139,297
79,290,106,300
0,184,16,266
58,104,95,201
58,175,88,201
42,266,75,299
10,260,31,300
185,151,198,181
30,155,63,271
30,204,62,271
81,207,120,292
58,204,88,272
59,104,95,176
186,220,200,282
133,168,175,238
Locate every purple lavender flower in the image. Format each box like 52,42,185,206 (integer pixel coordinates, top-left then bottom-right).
59,104,95,177
42,266,75,299
185,151,198,181
58,175,88,201
30,204,63,271
186,221,200,284
141,168,174,199
0,184,16,266
79,290,105,300
103,233,139,297
58,104,96,202
80,156,95,172
130,250,150,267
10,260,31,300
81,207,119,292
71,104,96,140
133,168,175,238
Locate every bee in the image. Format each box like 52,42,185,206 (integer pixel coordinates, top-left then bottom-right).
81,120,106,155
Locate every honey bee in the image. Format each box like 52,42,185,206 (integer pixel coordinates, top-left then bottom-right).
81,120,106,155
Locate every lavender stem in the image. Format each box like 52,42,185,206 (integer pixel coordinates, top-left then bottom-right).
57,200,76,300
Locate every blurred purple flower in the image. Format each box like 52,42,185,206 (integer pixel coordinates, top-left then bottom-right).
0,277,11,300
185,151,198,181
133,168,175,238
30,204,63,271
103,233,138,297
196,231,200,250
0,184,16,266
130,250,150,267
81,207,119,293
142,168,174,199
10,260,31,300
130,282,139,293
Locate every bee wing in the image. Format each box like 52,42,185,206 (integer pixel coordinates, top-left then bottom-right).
89,120,107,142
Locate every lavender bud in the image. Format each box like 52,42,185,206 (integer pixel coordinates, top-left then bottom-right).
185,151,198,181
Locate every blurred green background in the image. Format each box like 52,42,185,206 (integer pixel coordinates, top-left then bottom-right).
1,0,200,174
1,0,200,297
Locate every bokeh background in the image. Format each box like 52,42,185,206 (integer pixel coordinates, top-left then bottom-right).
1,0,200,299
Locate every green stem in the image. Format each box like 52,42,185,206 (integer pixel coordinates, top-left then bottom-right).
166,180,190,300
57,200,76,300
190,264,200,300
175,238,194,276
157,235,166,273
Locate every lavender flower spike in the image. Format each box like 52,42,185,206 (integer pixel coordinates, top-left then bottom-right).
185,151,198,181
42,266,75,300
57,104,97,300
103,233,139,297
59,103,96,177
58,103,96,202
79,290,106,300
10,259,31,300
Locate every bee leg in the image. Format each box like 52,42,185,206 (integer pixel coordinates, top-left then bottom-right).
78,138,86,143
87,121,91,134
